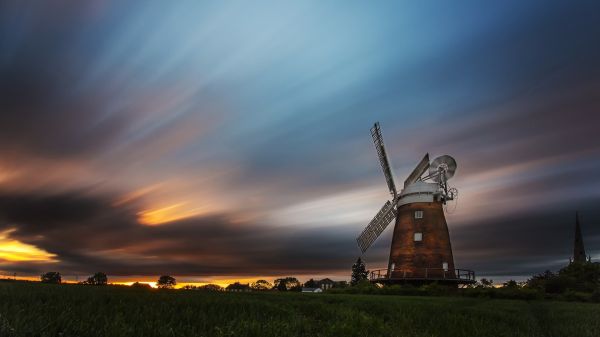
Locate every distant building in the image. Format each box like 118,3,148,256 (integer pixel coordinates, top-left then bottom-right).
316,278,335,290
301,287,322,293
226,282,251,292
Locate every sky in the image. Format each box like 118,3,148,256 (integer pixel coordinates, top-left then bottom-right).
0,1,599,285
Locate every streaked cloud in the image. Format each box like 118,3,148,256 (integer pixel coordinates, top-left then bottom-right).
0,229,57,262
0,0,598,280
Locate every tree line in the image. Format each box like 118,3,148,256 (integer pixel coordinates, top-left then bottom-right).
37,272,348,291
40,272,177,289
345,257,600,302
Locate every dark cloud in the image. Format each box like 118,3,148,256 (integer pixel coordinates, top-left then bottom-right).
4,186,594,279
0,2,125,159
0,189,358,276
452,197,600,277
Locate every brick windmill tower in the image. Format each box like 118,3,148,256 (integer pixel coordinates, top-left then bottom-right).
356,122,474,285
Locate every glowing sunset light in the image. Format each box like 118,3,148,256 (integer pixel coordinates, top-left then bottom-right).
116,281,158,288
112,184,163,207
137,203,206,226
0,229,58,262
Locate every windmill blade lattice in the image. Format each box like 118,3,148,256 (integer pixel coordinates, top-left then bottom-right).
370,122,398,199
356,200,396,253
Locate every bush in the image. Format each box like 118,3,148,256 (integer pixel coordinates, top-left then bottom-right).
494,287,543,300
462,287,494,298
562,290,591,302
328,280,379,295
461,286,543,300
421,282,457,296
86,272,108,286
130,282,152,289
526,262,600,296
379,284,424,296
544,275,574,294
40,272,61,284
590,288,600,303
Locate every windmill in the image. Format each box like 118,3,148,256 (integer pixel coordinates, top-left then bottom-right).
356,122,474,285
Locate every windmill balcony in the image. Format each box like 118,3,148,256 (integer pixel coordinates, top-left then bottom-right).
369,268,475,285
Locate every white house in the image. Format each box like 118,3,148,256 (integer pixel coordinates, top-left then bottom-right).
301,287,323,293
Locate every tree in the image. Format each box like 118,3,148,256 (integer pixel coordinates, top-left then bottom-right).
157,275,177,289
351,257,368,286
131,282,152,289
502,280,519,288
526,270,555,290
40,272,61,284
181,285,197,290
525,262,600,294
226,282,250,291
274,277,301,291
250,279,272,291
86,272,108,285
304,278,318,288
276,280,287,291
558,261,600,292
200,284,223,291
477,278,494,288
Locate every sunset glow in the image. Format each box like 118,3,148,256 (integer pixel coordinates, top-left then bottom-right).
0,229,57,262
137,203,205,226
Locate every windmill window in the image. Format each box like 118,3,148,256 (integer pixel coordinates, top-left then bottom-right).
414,211,423,219
414,232,423,241
442,262,448,271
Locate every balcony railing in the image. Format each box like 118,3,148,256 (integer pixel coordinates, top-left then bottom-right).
369,268,475,283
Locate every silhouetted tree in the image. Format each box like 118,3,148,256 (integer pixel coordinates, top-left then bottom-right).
157,275,177,289
200,284,223,291
226,282,250,291
86,272,108,285
131,282,152,289
558,260,600,292
40,272,61,284
274,277,300,291
502,279,519,288
250,279,272,291
526,270,555,290
477,278,494,288
276,280,287,291
304,278,318,288
351,257,368,286
525,262,600,294
181,285,197,290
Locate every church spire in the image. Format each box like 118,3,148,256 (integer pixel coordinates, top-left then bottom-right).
573,212,587,263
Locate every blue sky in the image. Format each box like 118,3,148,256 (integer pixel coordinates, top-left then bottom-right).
0,1,599,283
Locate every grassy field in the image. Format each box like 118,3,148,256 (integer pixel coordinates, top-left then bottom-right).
1,281,599,337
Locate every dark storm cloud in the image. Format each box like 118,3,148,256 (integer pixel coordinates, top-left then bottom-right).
0,2,132,160
0,189,357,276
452,198,600,277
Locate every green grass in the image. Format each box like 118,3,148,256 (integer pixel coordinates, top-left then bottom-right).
1,281,599,337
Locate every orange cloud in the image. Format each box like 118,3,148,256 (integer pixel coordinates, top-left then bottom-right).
0,229,58,262
137,203,205,226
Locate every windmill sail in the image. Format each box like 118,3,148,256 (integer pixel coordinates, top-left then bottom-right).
356,200,396,253
371,123,397,199
404,153,430,188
